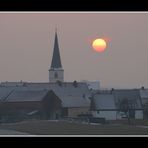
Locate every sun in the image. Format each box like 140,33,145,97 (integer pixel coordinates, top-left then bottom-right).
92,38,107,52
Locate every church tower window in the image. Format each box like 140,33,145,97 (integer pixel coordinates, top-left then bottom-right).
54,72,58,78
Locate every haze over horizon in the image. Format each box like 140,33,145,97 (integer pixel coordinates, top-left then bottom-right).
0,12,148,89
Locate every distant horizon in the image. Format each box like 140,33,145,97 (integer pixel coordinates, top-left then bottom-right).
0,12,148,89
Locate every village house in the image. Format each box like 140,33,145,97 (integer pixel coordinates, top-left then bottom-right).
113,89,143,120
91,89,143,120
90,93,116,120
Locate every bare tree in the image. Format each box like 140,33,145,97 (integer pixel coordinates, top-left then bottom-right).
118,98,137,125
118,98,131,124
143,102,148,119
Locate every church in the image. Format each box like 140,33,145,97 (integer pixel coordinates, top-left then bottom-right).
48,30,64,83
0,31,91,122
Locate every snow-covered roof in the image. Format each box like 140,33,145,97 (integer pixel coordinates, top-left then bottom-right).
5,89,49,102
0,87,14,101
139,89,148,98
23,82,91,107
60,95,90,107
0,82,91,107
113,89,142,109
93,94,116,110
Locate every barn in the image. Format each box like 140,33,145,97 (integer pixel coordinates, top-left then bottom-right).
0,89,62,122
90,89,144,120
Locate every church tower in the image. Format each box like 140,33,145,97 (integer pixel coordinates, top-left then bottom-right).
49,30,64,82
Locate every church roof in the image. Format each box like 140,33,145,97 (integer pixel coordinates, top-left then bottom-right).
50,31,62,69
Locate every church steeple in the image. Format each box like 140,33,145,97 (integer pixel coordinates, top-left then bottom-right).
49,30,64,82
50,30,62,69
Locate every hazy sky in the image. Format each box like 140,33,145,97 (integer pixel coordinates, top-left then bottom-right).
0,12,148,88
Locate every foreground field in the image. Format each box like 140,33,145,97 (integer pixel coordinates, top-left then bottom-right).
1,120,148,135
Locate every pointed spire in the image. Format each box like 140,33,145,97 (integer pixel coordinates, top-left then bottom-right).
50,29,62,69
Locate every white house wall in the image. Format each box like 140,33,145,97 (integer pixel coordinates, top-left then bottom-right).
91,111,117,120
117,111,143,120
135,110,143,119
92,110,143,120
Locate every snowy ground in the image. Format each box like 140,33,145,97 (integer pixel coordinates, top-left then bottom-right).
136,126,148,129
0,129,29,135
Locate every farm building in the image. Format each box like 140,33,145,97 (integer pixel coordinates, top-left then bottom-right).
0,82,91,121
0,89,62,121
113,89,143,120
25,82,91,117
91,89,144,120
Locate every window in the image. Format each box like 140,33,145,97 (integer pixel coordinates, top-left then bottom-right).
97,111,100,114
54,72,58,78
